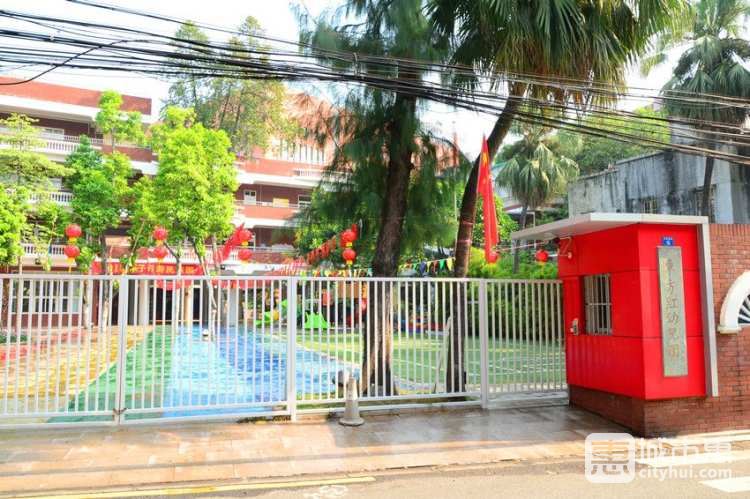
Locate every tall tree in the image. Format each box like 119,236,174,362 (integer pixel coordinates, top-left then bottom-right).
166,18,297,155
642,0,750,218
496,125,578,272
95,90,145,151
428,0,687,277
65,138,132,274
0,113,72,270
299,0,446,393
135,106,237,274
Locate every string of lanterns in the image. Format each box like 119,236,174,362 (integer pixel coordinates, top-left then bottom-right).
237,228,253,263
306,223,359,267
63,223,82,264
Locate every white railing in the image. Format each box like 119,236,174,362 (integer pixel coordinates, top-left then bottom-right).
0,274,565,426
237,200,305,210
0,129,104,156
293,168,326,178
27,191,74,206
22,243,67,258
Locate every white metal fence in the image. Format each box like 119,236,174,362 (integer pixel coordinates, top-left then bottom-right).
0,274,565,426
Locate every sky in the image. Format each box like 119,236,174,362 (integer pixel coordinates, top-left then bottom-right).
1,0,677,158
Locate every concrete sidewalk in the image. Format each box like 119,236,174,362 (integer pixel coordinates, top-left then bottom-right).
0,406,621,496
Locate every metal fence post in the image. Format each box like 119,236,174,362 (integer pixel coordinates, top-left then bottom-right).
114,276,129,424
479,280,490,409
286,277,298,421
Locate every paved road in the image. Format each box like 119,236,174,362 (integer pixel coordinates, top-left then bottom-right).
171,456,750,499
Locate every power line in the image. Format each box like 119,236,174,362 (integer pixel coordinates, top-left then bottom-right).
0,7,747,165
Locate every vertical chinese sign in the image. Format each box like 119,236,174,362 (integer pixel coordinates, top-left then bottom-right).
657,246,688,377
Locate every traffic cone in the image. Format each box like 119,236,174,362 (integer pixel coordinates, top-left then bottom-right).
339,376,364,427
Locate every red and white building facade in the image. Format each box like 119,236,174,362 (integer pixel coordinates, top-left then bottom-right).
0,77,329,274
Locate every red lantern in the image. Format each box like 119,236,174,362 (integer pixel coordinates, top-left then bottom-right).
238,228,252,247
153,226,168,246
153,245,168,261
238,247,252,262
535,249,549,264
342,247,356,266
488,250,499,264
63,244,80,261
351,223,358,237
341,229,356,248
64,224,82,243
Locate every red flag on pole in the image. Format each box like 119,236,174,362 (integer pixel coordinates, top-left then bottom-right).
477,137,499,263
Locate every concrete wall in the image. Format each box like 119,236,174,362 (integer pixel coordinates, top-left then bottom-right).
569,150,750,224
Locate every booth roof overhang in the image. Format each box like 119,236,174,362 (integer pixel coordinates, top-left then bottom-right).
511,212,709,242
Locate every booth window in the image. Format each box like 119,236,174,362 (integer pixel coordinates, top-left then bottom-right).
583,274,612,335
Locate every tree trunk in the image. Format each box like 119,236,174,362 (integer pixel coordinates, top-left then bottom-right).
361,94,415,395
100,234,111,328
701,144,715,219
452,95,523,278
446,94,523,393
512,204,529,274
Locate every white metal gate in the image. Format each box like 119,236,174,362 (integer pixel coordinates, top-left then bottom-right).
0,275,564,426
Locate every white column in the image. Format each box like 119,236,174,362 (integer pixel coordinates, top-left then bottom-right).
138,280,150,326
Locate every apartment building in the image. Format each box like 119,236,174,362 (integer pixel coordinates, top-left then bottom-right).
0,77,330,274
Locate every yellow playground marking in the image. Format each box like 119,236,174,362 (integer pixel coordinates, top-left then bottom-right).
0,326,150,405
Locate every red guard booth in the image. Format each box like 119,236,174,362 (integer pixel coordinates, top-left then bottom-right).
513,213,718,434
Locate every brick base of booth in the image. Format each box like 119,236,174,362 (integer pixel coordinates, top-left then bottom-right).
570,224,750,437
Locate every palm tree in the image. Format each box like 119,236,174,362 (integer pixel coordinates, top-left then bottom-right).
428,0,687,277
496,125,579,272
642,0,750,218
298,0,447,394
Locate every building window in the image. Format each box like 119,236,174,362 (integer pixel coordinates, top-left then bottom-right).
641,197,658,214
692,186,716,222
38,126,65,138
243,190,257,205
298,195,311,207
583,274,612,335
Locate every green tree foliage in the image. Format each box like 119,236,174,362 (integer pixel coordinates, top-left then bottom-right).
0,114,70,189
299,0,449,394
557,107,670,175
428,0,687,277
134,107,237,272
299,0,446,277
95,90,145,149
29,198,69,272
472,194,517,249
496,124,578,272
166,18,296,155
467,247,557,280
0,113,72,269
642,0,750,216
65,138,132,272
0,189,24,267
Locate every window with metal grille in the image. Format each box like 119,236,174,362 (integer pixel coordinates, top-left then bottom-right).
641,197,658,214
583,274,612,335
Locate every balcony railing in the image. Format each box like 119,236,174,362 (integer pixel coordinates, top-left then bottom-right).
28,190,73,206
292,168,326,179
0,129,104,156
237,200,306,210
